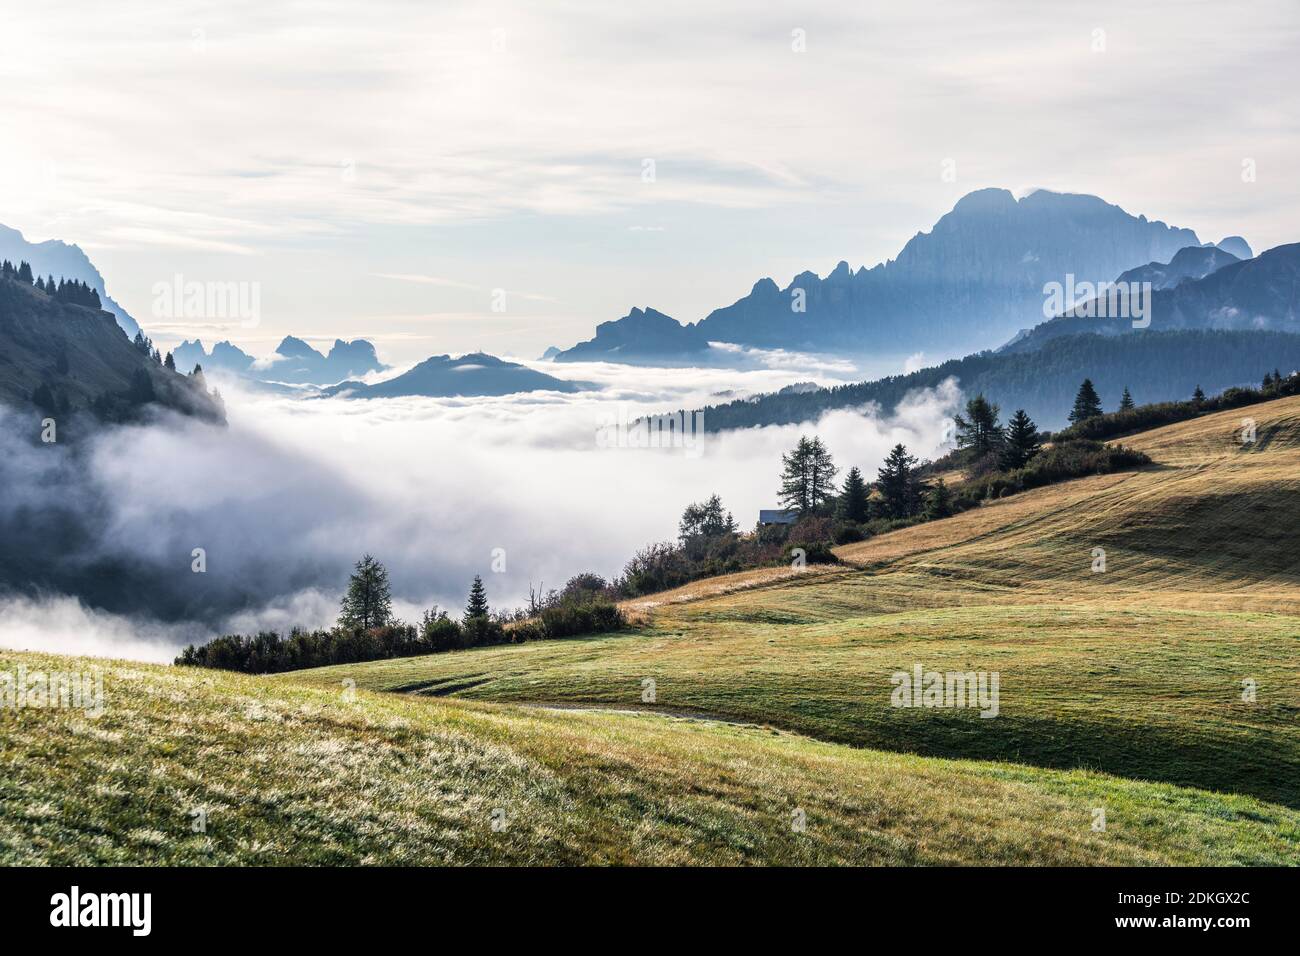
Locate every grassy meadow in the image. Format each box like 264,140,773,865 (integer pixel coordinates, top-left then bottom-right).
2,649,1297,865
2,396,1298,864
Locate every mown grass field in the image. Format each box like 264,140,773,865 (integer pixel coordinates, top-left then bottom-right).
3,649,1297,865
3,396,1298,864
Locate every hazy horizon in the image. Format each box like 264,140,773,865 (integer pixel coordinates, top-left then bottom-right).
2,0,1296,363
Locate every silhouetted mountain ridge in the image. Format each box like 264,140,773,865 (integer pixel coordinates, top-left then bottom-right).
0,223,141,337
555,189,1203,363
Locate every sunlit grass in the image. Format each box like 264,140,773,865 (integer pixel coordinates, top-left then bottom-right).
3,650,1296,865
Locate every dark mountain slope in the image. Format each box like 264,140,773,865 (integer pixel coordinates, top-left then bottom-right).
1007,243,1300,353
1115,245,1239,291
683,330,1300,433
0,223,141,337
0,274,223,424
555,306,709,363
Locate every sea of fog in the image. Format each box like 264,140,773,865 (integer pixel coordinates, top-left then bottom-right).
0,356,961,662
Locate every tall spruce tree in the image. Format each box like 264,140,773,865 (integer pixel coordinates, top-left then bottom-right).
338,554,392,631
953,393,1002,456
464,574,489,621
875,443,922,519
999,409,1042,470
1192,385,1206,404
839,466,870,522
1119,386,1135,411
1068,379,1104,424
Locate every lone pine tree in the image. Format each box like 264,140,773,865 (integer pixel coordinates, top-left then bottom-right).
339,554,392,631
778,435,837,515
1069,379,1104,424
464,574,490,621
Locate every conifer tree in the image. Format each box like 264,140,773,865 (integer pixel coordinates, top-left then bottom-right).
778,436,837,514
999,409,1042,470
875,443,922,518
923,478,953,520
839,466,870,523
464,574,489,621
953,393,1002,456
1068,379,1104,424
338,554,393,631
1119,386,1135,411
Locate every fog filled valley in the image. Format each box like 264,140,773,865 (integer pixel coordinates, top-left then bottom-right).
0,355,959,662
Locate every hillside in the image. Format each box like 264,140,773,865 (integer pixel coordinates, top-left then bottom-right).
295,397,1300,811
0,274,224,423
686,329,1300,431
2,647,1295,865
1007,242,1300,353
4,397,1298,865
0,223,141,337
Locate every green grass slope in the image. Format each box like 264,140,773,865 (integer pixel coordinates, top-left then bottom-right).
298,396,1300,809
2,650,1296,865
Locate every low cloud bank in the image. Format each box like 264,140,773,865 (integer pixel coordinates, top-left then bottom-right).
0,368,961,661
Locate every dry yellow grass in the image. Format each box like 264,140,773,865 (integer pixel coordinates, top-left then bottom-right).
832,394,1300,614
618,563,848,614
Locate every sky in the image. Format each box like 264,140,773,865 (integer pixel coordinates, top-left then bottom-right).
0,0,1297,364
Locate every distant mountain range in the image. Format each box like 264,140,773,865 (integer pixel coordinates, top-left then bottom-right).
681,242,1299,432
0,273,223,424
174,335,386,385
1006,242,1298,354
1114,244,1242,291
323,352,582,399
0,223,141,338
554,189,1241,364
554,306,710,363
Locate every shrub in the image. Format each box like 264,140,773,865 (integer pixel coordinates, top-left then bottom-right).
832,521,867,545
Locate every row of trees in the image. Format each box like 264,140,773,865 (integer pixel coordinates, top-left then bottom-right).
131,330,184,372
2,259,103,308
177,555,626,673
